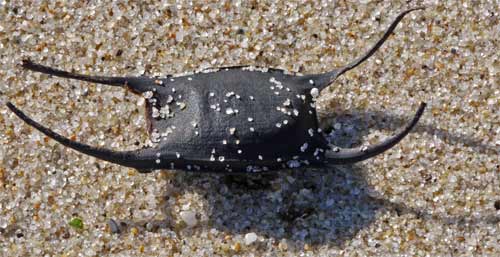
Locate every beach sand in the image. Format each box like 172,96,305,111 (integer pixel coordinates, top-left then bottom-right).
0,1,498,256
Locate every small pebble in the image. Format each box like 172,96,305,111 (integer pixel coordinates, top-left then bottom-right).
244,232,258,245
179,211,197,227
108,219,121,234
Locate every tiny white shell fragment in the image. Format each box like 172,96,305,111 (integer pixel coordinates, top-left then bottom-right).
166,95,174,103
287,160,301,168
143,91,154,99
300,143,308,152
177,102,186,110
151,107,160,118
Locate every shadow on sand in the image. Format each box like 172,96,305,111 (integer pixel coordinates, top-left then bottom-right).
169,165,387,247
112,108,498,247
